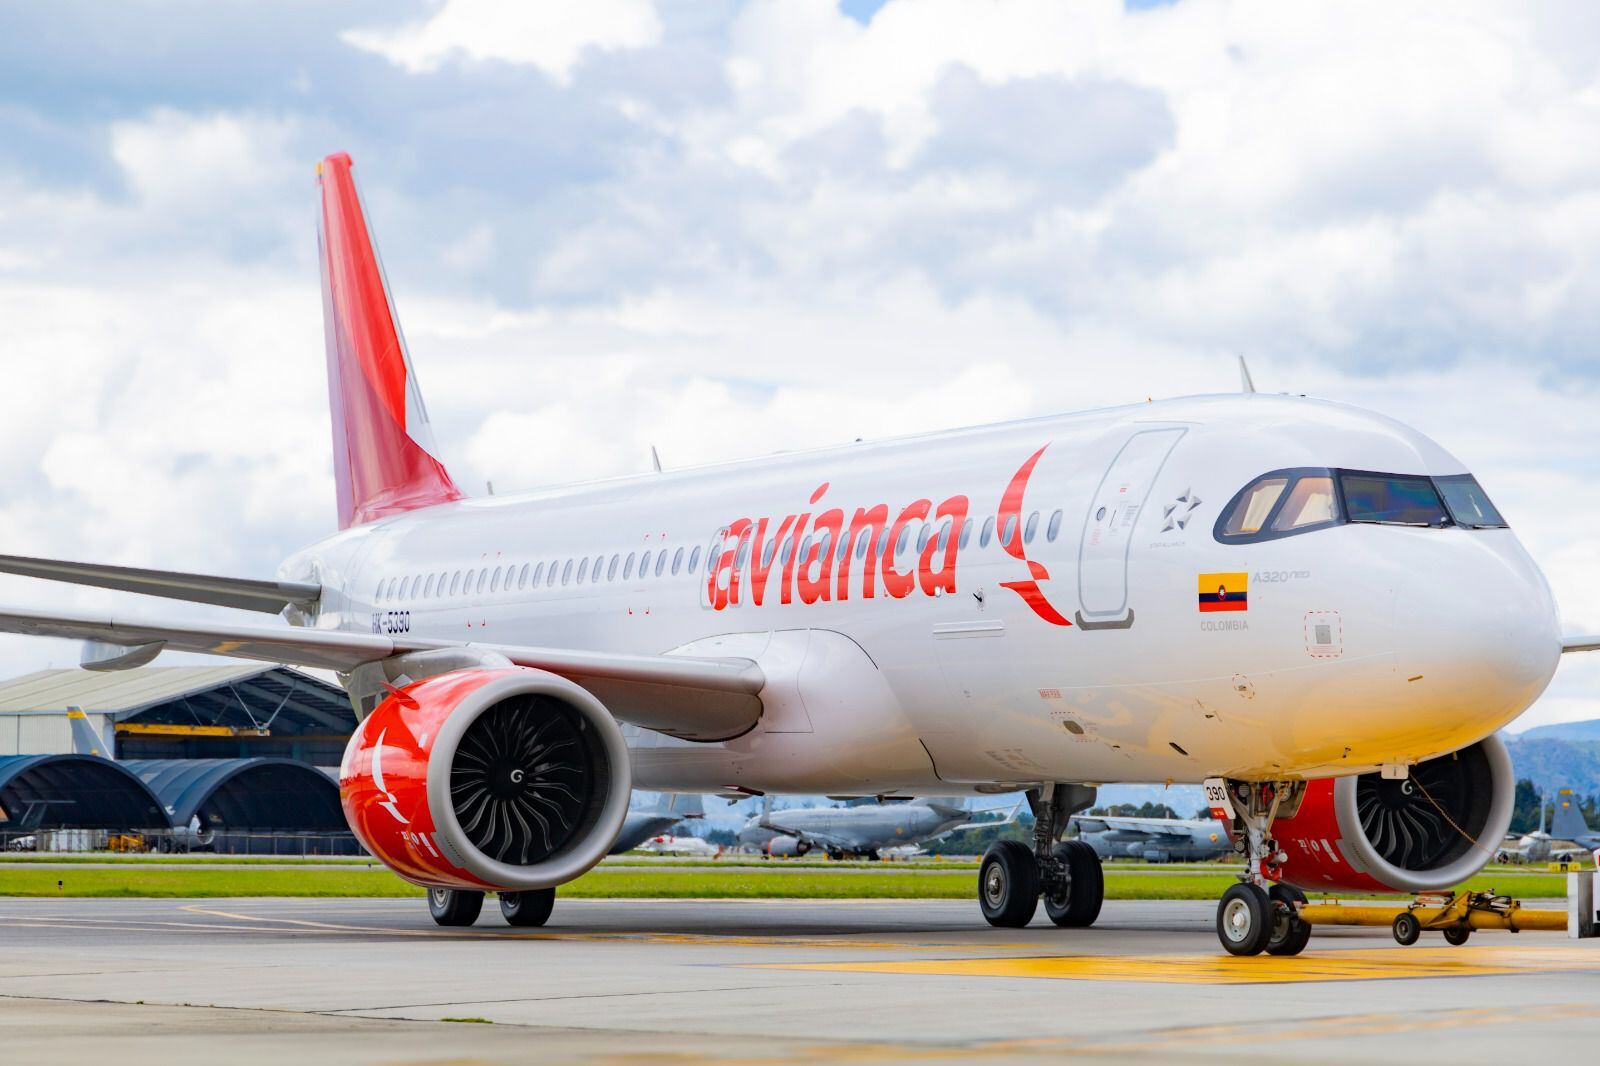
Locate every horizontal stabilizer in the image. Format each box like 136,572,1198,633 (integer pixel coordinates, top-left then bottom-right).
0,553,320,616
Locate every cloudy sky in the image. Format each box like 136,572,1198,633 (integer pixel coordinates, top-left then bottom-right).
1,0,1598,730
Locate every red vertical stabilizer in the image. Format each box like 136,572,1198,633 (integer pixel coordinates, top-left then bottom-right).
318,152,463,529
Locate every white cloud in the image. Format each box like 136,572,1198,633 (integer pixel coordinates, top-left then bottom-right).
344,0,663,84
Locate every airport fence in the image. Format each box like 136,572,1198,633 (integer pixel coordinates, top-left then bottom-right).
2,828,366,857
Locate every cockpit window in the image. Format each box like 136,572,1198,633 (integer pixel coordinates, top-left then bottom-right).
1435,474,1507,529
1216,467,1508,543
1222,477,1287,535
1271,475,1338,531
1339,473,1447,526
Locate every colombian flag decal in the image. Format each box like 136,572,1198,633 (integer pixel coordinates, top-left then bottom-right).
1198,572,1248,612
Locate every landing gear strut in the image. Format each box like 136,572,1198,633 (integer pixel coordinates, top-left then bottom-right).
1213,779,1311,956
977,784,1101,928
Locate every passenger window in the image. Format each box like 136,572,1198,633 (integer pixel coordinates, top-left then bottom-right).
1341,473,1448,526
1000,516,1016,547
1272,476,1339,532
959,518,972,550
816,531,830,561
1047,509,1063,541
531,562,544,587
624,553,635,579
608,554,619,580
800,535,814,562
980,516,994,547
763,539,777,567
1222,478,1288,536
476,569,488,594
672,547,684,575
449,571,461,596
577,557,589,583
1024,511,1039,544
895,524,910,557
835,533,849,561
780,538,793,566
856,531,869,560
561,559,573,585
518,564,529,589
915,524,931,553
656,550,668,577
936,519,951,552
399,577,411,599
423,574,436,598
688,546,701,572
640,550,652,577
877,528,892,559
490,567,502,593
547,561,558,587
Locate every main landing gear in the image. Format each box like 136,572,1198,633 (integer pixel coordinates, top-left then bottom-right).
1213,780,1312,957
427,888,557,928
978,784,1103,929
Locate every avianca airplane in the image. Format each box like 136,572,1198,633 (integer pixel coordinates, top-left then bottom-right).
1,153,1594,954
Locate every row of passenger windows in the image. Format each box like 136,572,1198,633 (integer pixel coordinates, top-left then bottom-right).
373,508,1068,604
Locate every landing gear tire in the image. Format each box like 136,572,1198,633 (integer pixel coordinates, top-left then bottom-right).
1265,884,1311,956
1392,911,1421,946
428,888,484,927
499,888,555,927
1442,926,1472,947
1216,883,1273,956
978,840,1040,928
1044,841,1104,928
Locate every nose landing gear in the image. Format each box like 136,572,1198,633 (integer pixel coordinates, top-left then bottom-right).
1212,779,1312,956
977,783,1103,929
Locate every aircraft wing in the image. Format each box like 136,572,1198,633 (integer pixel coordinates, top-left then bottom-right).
1563,635,1600,652
760,818,854,851
0,553,320,615
1070,814,1193,839
0,603,765,740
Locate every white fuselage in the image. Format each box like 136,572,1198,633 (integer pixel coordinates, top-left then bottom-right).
283,394,1562,796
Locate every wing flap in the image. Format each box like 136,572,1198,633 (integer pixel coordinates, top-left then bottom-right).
0,553,320,615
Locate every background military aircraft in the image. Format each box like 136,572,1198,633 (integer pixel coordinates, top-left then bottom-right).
1499,788,1600,863
1069,813,1234,863
739,797,1020,859
609,794,704,855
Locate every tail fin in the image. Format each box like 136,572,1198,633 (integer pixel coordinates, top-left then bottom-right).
1551,788,1593,839
317,152,463,529
666,793,704,819
67,707,108,758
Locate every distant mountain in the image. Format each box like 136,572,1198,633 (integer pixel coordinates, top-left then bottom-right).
1503,735,1600,799
1514,718,1600,742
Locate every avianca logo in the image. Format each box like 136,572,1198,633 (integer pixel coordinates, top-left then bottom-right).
705,446,1074,628
997,445,1073,627
705,483,968,611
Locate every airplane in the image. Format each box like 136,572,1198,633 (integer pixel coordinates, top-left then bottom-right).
1549,788,1600,857
0,149,1591,955
1497,789,1599,864
1070,813,1233,863
609,793,704,855
739,796,1020,859
634,833,721,858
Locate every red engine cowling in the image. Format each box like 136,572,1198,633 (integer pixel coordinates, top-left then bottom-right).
340,667,631,891
1270,734,1513,894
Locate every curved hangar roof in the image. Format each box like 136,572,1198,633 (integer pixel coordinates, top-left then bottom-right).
0,754,168,830
124,758,344,830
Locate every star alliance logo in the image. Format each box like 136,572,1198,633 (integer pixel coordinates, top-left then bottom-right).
1162,489,1202,532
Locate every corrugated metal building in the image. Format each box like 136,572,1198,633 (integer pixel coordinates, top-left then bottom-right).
0,666,355,765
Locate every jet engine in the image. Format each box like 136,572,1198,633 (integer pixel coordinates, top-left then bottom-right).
766,836,810,858
340,667,631,891
1270,735,1513,894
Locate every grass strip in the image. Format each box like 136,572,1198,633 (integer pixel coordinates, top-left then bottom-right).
0,864,1571,900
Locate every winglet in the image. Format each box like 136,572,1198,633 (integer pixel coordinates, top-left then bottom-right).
318,152,463,529
1238,354,1256,394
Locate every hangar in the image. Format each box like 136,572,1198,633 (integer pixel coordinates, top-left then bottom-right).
0,667,358,853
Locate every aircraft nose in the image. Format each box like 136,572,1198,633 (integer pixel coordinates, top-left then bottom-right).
1392,530,1561,740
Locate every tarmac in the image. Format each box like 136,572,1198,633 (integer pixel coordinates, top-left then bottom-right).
0,896,1596,1064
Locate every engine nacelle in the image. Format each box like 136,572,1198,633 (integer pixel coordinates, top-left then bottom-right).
1270,734,1513,894
766,836,809,858
340,667,631,891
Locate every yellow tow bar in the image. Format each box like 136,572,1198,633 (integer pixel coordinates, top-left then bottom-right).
1299,889,1566,946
